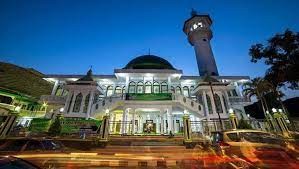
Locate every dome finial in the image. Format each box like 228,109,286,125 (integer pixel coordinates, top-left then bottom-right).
191,8,198,16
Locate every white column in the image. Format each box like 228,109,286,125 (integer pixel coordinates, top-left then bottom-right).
51,80,59,95
132,109,135,134
160,110,164,135
125,77,129,93
167,109,173,134
121,108,129,134
156,113,160,134
167,77,171,93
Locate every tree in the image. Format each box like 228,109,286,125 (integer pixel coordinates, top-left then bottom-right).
243,77,272,117
237,118,252,129
48,115,62,136
249,29,299,89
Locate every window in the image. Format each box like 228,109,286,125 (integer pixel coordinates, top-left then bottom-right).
206,94,213,114
222,95,228,113
232,89,238,96
183,86,189,97
226,133,240,142
0,95,13,104
67,93,73,113
153,81,160,93
145,82,152,93
227,91,231,97
137,81,144,93
128,82,136,93
215,94,223,114
106,86,113,96
175,86,181,94
115,86,122,95
161,82,168,93
73,93,83,112
83,93,90,113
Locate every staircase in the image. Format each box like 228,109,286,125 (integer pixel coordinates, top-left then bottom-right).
172,94,205,117
108,135,184,146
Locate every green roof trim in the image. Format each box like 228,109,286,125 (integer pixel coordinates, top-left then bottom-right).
124,55,176,70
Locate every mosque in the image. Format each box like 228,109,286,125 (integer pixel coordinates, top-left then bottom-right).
39,11,251,135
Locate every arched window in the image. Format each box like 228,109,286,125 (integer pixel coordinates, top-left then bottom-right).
175,86,181,94
206,94,213,114
153,81,160,93
0,95,13,104
190,86,195,92
73,93,83,112
128,81,136,93
106,86,113,96
222,95,228,113
161,82,168,93
183,86,189,97
83,93,90,113
215,94,223,114
137,81,144,93
145,81,152,93
171,86,175,93
67,93,73,113
122,86,126,94
55,85,63,96
115,86,122,95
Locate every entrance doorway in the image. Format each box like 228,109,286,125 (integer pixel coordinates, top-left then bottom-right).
143,120,156,134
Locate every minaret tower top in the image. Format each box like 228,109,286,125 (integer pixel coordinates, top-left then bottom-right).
183,10,219,76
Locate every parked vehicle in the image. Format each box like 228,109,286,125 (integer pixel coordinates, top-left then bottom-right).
0,138,65,154
210,129,299,168
0,156,40,169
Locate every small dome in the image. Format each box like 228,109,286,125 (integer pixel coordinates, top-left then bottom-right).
124,55,175,70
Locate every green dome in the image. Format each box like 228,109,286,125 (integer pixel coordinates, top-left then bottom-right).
124,55,175,70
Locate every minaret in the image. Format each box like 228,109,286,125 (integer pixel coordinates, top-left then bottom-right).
183,9,219,76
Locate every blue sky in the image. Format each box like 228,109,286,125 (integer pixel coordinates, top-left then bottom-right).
0,0,298,79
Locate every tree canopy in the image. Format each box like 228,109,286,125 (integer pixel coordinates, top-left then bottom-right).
249,29,299,89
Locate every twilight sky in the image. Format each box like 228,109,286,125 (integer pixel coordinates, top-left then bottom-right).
1,0,299,78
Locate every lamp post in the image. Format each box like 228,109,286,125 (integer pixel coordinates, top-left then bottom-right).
209,81,223,131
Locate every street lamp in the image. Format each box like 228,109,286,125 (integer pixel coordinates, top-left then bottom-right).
14,106,21,112
272,108,277,113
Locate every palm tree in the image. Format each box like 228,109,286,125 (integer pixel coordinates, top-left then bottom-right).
243,77,272,118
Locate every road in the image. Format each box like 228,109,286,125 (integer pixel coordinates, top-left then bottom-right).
12,145,248,169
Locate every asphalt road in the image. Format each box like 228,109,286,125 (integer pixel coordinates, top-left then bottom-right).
11,145,250,169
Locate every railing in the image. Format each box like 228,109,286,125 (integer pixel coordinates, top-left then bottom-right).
40,95,66,104
0,102,15,111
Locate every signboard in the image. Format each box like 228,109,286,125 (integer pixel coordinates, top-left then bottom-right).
29,118,52,133
29,117,101,134
61,118,101,134
126,93,172,101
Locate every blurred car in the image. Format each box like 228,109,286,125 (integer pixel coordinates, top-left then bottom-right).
0,156,40,169
211,129,299,168
0,138,65,155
